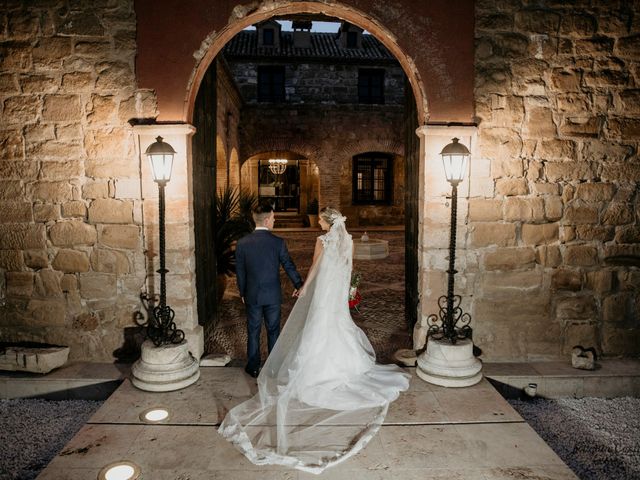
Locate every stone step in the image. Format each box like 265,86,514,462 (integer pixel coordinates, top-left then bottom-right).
3,360,638,400
484,359,640,398
274,213,306,228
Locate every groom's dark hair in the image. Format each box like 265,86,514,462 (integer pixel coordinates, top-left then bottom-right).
253,200,274,225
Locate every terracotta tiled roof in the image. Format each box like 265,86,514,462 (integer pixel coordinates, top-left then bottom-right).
223,31,396,61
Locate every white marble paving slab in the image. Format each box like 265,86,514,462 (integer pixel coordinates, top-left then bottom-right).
37,366,578,480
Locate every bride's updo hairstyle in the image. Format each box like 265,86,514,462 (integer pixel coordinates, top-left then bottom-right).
319,206,345,226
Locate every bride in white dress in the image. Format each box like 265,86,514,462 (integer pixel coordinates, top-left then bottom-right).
219,207,410,474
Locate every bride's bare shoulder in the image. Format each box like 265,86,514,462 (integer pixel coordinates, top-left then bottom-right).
317,234,330,247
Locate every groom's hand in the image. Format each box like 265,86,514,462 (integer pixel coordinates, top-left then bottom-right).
292,289,299,298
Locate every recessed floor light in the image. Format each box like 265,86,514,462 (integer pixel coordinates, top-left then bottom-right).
97,461,141,480
139,406,170,423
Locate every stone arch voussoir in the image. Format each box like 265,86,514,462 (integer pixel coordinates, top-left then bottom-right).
241,137,322,166
337,138,404,160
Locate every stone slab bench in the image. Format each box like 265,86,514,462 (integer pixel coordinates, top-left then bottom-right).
0,344,70,374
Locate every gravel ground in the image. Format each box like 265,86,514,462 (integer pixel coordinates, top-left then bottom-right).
509,397,640,480
0,399,102,480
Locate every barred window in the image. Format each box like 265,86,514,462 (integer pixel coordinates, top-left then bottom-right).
352,153,393,205
257,65,285,102
358,69,385,104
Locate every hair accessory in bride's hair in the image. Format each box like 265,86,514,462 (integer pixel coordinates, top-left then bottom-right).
331,213,347,225
320,207,346,227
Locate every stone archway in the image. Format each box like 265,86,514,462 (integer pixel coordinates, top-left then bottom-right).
134,1,440,353
185,3,428,342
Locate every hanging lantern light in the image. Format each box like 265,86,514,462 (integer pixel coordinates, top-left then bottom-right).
268,159,288,175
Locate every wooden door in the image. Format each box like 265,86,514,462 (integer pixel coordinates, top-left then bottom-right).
404,81,419,330
192,60,217,327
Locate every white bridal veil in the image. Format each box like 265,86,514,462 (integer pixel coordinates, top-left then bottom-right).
219,214,410,474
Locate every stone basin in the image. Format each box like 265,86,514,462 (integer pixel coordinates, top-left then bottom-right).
353,238,389,260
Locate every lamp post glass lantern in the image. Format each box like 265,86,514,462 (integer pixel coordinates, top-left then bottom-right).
441,137,469,185
427,137,472,344
143,136,185,347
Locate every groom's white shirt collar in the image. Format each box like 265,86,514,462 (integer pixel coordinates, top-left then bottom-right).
255,226,270,231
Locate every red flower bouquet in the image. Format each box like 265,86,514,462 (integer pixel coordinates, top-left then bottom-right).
349,272,362,310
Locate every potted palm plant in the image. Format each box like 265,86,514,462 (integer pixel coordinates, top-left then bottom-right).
306,198,319,228
215,186,257,301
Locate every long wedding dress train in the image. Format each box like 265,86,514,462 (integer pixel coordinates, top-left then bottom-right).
218,218,410,474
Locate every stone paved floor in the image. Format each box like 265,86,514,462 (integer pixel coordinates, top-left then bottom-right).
36,367,578,479
206,230,411,363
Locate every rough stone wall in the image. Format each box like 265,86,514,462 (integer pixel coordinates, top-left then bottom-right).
470,0,640,360
0,1,157,360
239,104,405,226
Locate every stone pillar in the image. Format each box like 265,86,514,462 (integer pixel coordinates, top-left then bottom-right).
132,124,203,360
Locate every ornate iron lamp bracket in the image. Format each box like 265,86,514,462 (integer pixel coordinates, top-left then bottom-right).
135,292,185,347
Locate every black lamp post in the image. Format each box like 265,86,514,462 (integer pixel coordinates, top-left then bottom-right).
144,136,185,347
427,138,473,344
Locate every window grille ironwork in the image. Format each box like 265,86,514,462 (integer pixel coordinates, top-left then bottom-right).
352,153,393,205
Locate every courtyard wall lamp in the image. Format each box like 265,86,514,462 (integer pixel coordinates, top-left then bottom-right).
417,137,482,387
143,136,185,347
427,138,472,343
131,133,199,392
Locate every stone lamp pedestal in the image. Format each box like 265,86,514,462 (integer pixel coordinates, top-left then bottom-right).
132,340,200,392
417,338,482,388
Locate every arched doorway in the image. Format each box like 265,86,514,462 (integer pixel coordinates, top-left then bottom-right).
240,151,321,219
189,3,425,350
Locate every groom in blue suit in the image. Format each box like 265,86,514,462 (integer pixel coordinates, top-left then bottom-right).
235,201,303,377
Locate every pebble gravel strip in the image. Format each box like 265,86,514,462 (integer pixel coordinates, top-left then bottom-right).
0,399,102,480
509,397,640,480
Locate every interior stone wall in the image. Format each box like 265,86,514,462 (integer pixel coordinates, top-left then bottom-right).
465,0,640,360
0,0,157,360
215,58,242,192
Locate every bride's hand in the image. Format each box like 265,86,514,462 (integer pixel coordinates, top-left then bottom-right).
297,285,307,297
